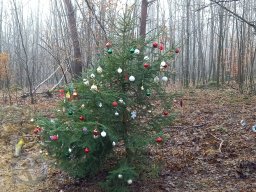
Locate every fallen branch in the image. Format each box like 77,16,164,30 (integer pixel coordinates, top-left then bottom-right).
210,133,224,153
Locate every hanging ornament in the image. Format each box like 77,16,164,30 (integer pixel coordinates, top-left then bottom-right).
159,43,164,51
106,42,112,48
50,135,58,141
162,76,168,82
175,48,180,53
155,137,163,143
112,141,116,146
144,63,150,69
93,129,100,138
163,111,169,116
130,48,135,53
118,174,123,179
65,91,71,99
144,56,149,61
141,86,144,90
112,101,118,107
96,66,103,74
68,110,73,115
79,115,85,121
81,104,85,108
33,127,42,134
154,76,160,83
146,89,151,96
134,49,140,54
240,119,247,127
84,147,90,154
72,90,78,97
252,124,256,132
50,119,55,123
119,98,124,104
117,67,123,74
90,84,98,91
82,127,88,134
152,42,158,48
68,148,72,153
83,79,89,86
160,61,167,68
129,75,135,82
107,48,113,54
131,111,137,119
101,131,107,137
98,102,103,107
127,179,133,185
90,73,95,79
115,111,119,116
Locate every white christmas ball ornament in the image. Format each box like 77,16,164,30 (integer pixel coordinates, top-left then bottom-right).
90,84,98,91
160,61,167,67
141,86,144,90
112,141,116,146
83,79,89,86
101,131,107,137
162,76,168,82
118,174,123,179
115,111,119,116
127,179,133,185
96,66,103,74
117,67,123,74
154,76,160,83
129,76,135,82
134,49,140,54
90,73,95,78
144,56,149,61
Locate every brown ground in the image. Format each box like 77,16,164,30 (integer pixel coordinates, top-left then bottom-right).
0,88,255,192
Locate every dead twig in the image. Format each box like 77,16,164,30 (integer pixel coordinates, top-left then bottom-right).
209,133,224,153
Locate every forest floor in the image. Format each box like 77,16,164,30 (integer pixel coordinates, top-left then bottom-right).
0,87,256,192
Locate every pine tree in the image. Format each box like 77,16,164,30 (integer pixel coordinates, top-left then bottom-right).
38,9,178,191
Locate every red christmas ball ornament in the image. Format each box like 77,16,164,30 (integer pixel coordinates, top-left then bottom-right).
106,42,112,48
79,115,85,121
144,63,150,69
175,48,180,53
152,42,158,48
33,127,42,134
112,101,118,107
50,135,58,141
93,129,100,136
159,44,164,51
163,111,169,116
155,137,163,143
84,147,90,154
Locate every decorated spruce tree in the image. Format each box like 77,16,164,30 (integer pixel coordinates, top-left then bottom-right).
38,10,177,191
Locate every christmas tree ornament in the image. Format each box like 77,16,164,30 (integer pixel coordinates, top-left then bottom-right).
106,42,112,48
115,111,119,116
141,86,144,90
160,61,167,68
107,48,113,54
131,111,137,119
240,119,246,127
90,84,98,91
50,119,55,123
162,76,168,82
81,104,85,108
112,101,118,107
96,66,103,74
118,174,123,179
134,49,140,54
129,75,135,82
175,48,180,53
119,98,124,104
112,141,116,146
152,42,158,48
90,73,95,78
127,179,133,185
159,43,164,51
68,110,73,115
163,111,169,116
154,76,160,83
155,137,163,143
83,79,90,86
50,135,58,141
130,48,135,53
84,147,90,154
68,148,72,153
30,118,34,122
93,129,100,136
33,127,42,134
117,67,123,74
79,115,85,121
146,89,151,96
101,131,107,137
144,56,149,61
98,102,103,107
82,127,88,134
144,63,150,69
252,124,256,132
